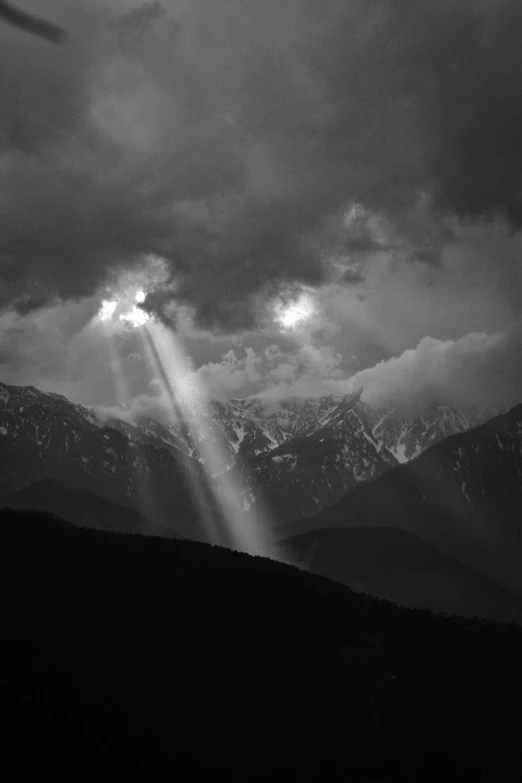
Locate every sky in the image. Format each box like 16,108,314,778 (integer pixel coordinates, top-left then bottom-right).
0,0,520,416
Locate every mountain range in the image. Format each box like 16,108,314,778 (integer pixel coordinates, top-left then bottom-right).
2,477,160,536
232,392,497,522
1,379,521,621
0,380,233,544
0,379,498,528
280,405,522,593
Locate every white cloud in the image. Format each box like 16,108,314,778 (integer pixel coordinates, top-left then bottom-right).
95,389,177,426
196,348,261,399
194,342,352,401
348,325,522,414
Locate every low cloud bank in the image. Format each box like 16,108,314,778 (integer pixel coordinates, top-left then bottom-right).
349,325,521,415
117,325,521,418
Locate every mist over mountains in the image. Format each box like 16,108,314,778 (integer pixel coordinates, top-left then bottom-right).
0,379,501,530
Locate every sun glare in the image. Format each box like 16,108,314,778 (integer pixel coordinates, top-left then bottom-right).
99,299,117,322
97,289,150,329
120,305,150,328
275,292,316,331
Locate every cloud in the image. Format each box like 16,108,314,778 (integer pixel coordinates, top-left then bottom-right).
94,324,522,418
0,0,520,327
243,325,521,416
1,257,519,417
318,220,522,368
94,388,178,427
0,292,151,406
2,289,519,418
196,347,261,399
349,325,522,415
195,341,354,401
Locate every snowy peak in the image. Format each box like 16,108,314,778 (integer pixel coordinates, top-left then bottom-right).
283,405,522,592
0,380,224,542
0,380,99,431
371,403,502,464
233,393,397,522
0,380,508,532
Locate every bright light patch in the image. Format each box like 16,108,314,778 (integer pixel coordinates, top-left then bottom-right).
275,293,316,330
120,306,150,328
97,288,151,329
99,299,117,322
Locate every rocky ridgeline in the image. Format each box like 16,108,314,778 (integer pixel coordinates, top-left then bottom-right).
0,380,500,530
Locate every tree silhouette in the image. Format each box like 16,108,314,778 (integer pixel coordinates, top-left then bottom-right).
0,1,66,43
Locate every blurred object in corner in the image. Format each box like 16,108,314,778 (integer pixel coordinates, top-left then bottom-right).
0,1,66,43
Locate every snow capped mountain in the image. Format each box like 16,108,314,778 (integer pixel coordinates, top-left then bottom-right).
202,392,497,522
0,381,225,543
281,405,522,593
371,404,501,463
231,391,399,521
0,379,503,535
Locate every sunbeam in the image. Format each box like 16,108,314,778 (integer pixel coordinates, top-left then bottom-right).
138,326,225,545
97,324,179,536
140,321,273,555
102,328,132,409
93,283,298,556
95,289,255,546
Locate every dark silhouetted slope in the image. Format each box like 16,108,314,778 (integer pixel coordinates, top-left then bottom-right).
1,477,183,537
278,526,522,622
2,508,522,781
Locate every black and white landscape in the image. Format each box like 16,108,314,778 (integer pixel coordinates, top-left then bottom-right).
0,379,505,526
0,1,521,780
1,378,521,622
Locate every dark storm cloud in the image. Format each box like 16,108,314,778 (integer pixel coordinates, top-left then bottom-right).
0,0,520,327
304,0,522,222
341,268,366,285
0,1,98,151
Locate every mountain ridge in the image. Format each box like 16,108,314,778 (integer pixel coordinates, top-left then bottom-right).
0,379,503,528
2,477,180,537
3,506,522,781
280,404,522,592
277,524,522,623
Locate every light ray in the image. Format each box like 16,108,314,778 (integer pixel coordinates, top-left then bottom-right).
141,321,274,555
102,329,131,407
97,307,221,541
98,324,174,535
138,326,226,545
95,293,284,556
